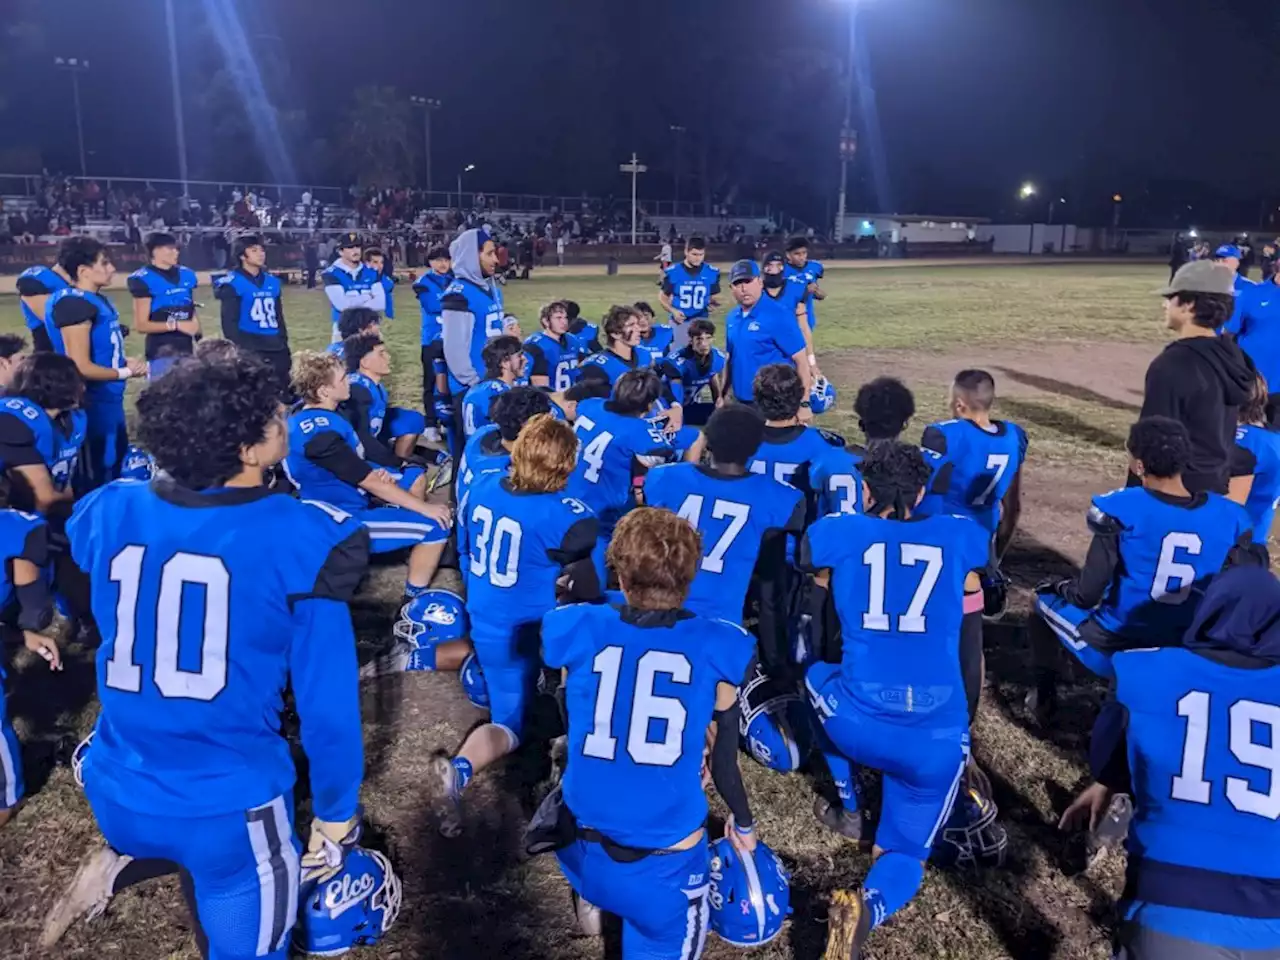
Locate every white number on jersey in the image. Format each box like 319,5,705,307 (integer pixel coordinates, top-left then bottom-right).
1173,690,1280,819
582,646,691,766
1151,532,1202,605
468,504,523,588
675,494,750,574
250,296,278,329
104,546,230,701
677,285,708,311
574,415,614,484
827,475,859,515
464,403,477,436
972,453,1010,506
861,542,944,633
748,460,799,485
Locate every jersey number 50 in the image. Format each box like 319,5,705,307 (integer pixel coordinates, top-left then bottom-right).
104,546,229,701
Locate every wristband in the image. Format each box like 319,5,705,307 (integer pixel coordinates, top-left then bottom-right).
117,367,133,381
799,400,811,409
734,822,755,836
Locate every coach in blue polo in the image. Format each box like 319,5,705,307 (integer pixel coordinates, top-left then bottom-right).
723,258,812,420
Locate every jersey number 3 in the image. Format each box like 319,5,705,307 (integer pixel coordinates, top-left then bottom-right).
103,546,229,701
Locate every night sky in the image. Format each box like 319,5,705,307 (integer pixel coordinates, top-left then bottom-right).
4,0,1280,227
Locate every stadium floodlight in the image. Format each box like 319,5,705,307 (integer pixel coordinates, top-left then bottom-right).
54,57,91,178
1188,229,1199,238
1019,182,1037,200
1112,194,1123,203
457,164,476,206
410,96,442,193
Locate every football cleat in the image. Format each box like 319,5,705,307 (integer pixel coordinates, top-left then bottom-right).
809,376,838,415
739,666,813,773
813,796,864,842
572,891,603,937
823,888,871,960
39,846,131,948
295,847,402,956
391,590,468,671
71,731,94,788
459,653,490,709
428,754,464,838
708,838,792,947
931,771,1008,870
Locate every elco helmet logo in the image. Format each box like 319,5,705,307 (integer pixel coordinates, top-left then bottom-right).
423,603,457,625
324,872,376,918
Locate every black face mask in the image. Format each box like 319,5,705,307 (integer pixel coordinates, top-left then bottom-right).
763,273,786,290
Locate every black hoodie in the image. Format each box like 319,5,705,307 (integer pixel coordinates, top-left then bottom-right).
1138,335,1256,494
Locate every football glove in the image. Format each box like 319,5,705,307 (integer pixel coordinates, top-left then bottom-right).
301,815,362,883
1034,576,1072,599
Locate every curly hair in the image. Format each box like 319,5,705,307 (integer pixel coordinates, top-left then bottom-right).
136,353,281,489
509,415,578,493
291,351,345,404
855,377,916,441
704,405,765,466
753,364,804,421
1127,416,1190,479
10,352,83,411
481,335,523,379
337,307,381,341
343,333,384,373
861,441,933,519
602,304,639,344
194,339,240,362
491,387,553,442
539,300,570,329
608,507,701,609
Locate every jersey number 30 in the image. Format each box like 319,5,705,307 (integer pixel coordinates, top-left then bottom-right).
583,647,690,766
104,546,229,701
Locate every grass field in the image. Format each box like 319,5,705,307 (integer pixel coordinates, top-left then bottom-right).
0,261,1188,960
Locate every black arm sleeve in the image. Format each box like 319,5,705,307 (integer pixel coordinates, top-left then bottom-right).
710,706,753,829
546,517,599,566
14,524,52,632
288,527,371,607
577,364,610,387
217,285,242,342
1061,514,1122,609
1089,699,1133,794
303,432,374,487
344,384,401,469
660,277,675,295
921,425,948,456
0,416,47,469
52,297,97,329
16,276,51,297
960,608,983,726
275,296,288,346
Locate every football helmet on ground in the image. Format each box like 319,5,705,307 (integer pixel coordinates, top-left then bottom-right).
708,838,791,947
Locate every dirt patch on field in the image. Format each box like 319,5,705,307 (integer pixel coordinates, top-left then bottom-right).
821,341,1156,412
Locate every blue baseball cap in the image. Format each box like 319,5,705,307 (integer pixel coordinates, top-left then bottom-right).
729,259,761,284
1215,244,1242,259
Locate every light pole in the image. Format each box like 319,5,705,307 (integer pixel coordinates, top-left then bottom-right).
410,96,442,194
834,5,859,244
1019,183,1037,253
54,57,90,178
619,153,648,245
669,125,686,211
163,0,190,200
457,163,475,207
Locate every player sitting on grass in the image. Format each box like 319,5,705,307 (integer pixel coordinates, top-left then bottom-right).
325,305,380,360
802,441,988,960
663,318,726,428
0,507,62,830
1234,374,1280,555
539,506,757,958
344,332,425,464
45,351,387,958
1029,416,1259,724
430,415,597,837
461,335,526,438
568,369,675,589
0,352,85,515
1060,564,1280,960
285,351,452,604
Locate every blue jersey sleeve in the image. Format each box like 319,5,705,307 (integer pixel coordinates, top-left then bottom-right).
799,513,846,571
290,597,363,822
541,602,593,671
703,619,754,688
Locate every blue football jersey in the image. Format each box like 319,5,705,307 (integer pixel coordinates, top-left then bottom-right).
639,324,675,357
69,480,368,818
663,262,721,322
568,398,674,531
749,425,862,519
463,471,596,641
462,379,512,437
413,270,452,346
0,396,86,491
667,346,726,407
543,603,753,848
524,331,584,391
578,347,659,387
347,372,391,435
457,425,510,502
803,512,989,725
0,509,47,613
644,463,805,624
283,409,369,513
920,419,1028,536
782,260,824,329
1236,424,1280,545
213,269,284,339
1113,646,1280,945
16,265,70,331
45,288,127,405
1089,488,1253,639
